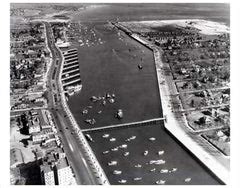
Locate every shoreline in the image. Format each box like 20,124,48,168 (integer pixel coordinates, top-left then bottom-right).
114,22,230,184
43,21,109,185
55,45,110,185
121,19,230,35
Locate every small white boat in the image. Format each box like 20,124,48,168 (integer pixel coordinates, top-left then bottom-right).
125,135,136,142
130,136,136,140
143,150,148,156
116,109,123,119
102,134,110,138
85,134,93,142
119,144,127,149
149,159,165,165
108,161,117,166
133,177,142,181
102,151,109,154
109,98,115,103
185,178,191,182
150,168,156,172
123,152,129,156
156,180,166,185
149,137,156,141
111,147,118,151
134,164,142,168
110,138,116,142
158,150,165,155
118,179,127,184
102,100,106,105
172,168,177,172
160,169,168,173
113,170,122,175
82,109,88,114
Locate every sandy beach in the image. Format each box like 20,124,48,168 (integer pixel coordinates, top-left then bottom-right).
121,19,230,35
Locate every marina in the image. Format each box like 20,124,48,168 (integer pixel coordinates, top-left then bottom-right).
9,3,230,185
85,122,222,185
65,5,229,184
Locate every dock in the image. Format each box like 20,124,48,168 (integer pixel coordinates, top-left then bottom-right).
61,48,81,90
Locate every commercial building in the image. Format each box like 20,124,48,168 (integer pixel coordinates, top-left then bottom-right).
55,158,74,185
40,164,55,185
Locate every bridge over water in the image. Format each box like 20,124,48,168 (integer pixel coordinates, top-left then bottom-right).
81,117,166,133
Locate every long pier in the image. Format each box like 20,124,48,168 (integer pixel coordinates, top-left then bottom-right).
63,60,79,67
63,78,81,87
82,117,166,132
62,74,80,81
63,64,79,72
62,68,80,76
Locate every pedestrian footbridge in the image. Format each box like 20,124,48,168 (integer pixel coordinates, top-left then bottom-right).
82,117,166,133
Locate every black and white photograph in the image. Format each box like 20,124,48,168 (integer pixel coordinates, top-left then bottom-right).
1,0,238,186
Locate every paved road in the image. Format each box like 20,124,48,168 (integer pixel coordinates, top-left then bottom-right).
44,22,100,185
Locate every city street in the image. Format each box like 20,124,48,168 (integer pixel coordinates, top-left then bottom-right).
44,22,100,185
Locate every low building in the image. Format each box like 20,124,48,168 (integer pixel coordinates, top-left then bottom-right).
54,148,66,160
29,117,41,134
199,116,212,125
32,132,48,144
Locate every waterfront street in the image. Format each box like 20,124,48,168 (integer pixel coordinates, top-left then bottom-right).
44,22,100,185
